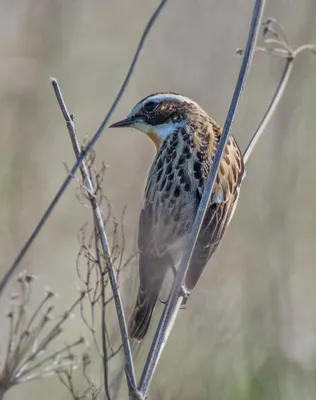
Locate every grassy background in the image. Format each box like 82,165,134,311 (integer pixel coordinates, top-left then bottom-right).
0,0,316,399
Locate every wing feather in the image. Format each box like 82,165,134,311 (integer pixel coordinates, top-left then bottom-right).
185,136,244,289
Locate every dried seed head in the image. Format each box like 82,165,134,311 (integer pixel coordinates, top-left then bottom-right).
25,275,34,284
17,271,37,284
43,314,52,323
0,272,87,391
82,353,91,366
45,289,55,299
78,336,85,345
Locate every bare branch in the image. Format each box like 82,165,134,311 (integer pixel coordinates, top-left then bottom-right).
58,354,100,400
138,0,266,396
51,79,137,397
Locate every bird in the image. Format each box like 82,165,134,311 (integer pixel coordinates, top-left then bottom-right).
109,92,245,341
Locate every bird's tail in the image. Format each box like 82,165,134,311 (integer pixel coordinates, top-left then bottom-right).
128,288,159,341
128,256,169,341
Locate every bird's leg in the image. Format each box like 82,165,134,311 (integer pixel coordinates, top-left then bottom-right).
158,290,189,309
166,256,191,308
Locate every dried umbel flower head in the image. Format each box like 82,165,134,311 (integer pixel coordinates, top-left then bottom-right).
0,271,86,396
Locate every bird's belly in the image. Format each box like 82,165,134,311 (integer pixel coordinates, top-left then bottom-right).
153,195,196,253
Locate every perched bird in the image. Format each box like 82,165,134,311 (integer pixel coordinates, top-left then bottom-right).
110,93,245,341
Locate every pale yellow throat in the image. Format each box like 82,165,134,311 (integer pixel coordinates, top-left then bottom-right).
147,130,163,150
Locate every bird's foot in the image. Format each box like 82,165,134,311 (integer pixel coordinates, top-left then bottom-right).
159,296,167,305
180,285,190,306
158,285,190,308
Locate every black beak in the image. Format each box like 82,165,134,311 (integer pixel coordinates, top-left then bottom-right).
109,116,135,128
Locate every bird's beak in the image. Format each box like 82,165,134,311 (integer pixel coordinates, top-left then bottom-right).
109,116,135,128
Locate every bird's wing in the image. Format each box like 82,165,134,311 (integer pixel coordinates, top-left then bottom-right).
185,136,245,290
128,188,172,340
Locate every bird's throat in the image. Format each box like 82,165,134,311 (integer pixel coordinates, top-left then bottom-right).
147,130,162,150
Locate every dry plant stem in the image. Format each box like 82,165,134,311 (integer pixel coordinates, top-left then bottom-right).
15,338,83,381
51,79,137,397
94,222,111,400
244,44,316,164
0,273,86,394
138,0,266,395
0,0,168,297
244,58,292,164
14,292,85,379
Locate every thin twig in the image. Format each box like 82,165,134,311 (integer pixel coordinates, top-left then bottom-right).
15,338,84,380
244,59,293,165
244,43,316,164
138,0,266,396
94,219,111,400
0,0,168,297
51,79,137,397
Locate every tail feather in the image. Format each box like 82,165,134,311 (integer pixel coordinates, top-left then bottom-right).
128,255,169,341
128,290,158,341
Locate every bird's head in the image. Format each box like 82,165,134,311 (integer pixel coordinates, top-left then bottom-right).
109,93,207,149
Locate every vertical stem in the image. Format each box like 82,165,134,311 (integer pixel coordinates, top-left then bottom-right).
51,80,137,393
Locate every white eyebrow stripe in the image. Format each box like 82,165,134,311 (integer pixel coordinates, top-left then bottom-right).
131,93,199,116
146,93,198,105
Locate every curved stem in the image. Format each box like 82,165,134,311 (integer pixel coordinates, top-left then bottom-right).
244,43,316,165
243,59,293,164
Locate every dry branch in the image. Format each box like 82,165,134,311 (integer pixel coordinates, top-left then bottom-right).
51,79,137,398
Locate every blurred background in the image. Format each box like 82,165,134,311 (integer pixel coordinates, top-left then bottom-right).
0,0,316,399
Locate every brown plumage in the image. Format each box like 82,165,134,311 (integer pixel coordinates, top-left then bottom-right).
110,93,245,341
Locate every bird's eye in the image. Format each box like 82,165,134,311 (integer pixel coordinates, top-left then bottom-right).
144,101,157,113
